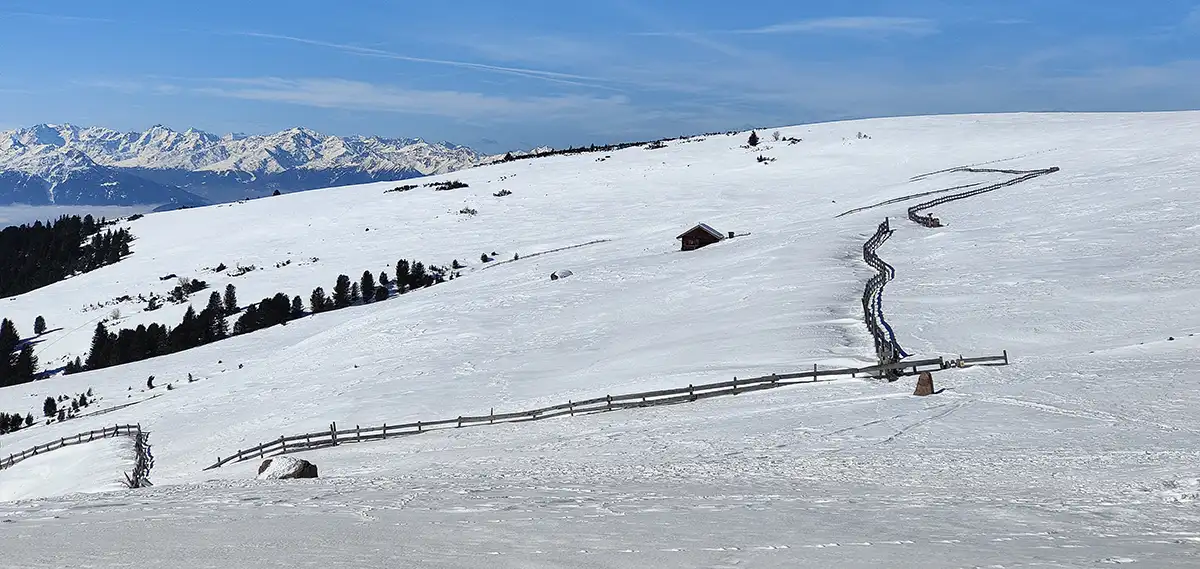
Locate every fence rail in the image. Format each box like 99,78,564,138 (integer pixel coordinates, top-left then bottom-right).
861,218,908,375
1,424,142,471
908,167,1060,228
204,352,1008,470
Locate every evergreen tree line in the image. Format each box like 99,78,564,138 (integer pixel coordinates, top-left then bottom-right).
0,411,33,434
0,318,38,387
0,214,134,298
75,289,234,374
74,257,449,373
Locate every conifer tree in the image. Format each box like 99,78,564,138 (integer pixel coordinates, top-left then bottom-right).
206,292,229,340
43,396,56,418
85,322,111,370
374,286,388,302
311,287,329,314
410,262,428,289
33,315,47,335
333,275,352,308
350,282,361,304
223,284,238,315
396,260,410,293
748,131,759,147
379,272,389,288
15,346,36,381
360,271,376,303
24,413,33,427
291,295,304,318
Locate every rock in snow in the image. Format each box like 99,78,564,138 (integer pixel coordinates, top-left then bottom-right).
256,457,319,480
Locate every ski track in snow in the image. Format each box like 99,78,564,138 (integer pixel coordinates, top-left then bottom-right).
2,112,1200,567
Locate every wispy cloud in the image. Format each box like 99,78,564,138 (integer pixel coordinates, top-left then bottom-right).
638,16,937,38
232,32,622,91
0,11,114,24
108,77,630,121
1185,6,1200,31
735,16,938,36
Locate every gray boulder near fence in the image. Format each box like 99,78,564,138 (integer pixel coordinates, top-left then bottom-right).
550,269,574,281
257,456,319,480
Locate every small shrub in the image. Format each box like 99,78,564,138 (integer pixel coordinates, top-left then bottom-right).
427,180,469,191
747,131,759,147
385,184,418,194
458,207,478,216
493,189,513,197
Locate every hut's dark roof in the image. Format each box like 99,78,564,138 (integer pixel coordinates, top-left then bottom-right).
676,223,724,240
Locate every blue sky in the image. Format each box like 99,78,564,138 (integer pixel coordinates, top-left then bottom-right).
0,1,1198,150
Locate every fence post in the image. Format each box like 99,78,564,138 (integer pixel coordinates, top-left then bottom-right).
280,436,286,454
417,420,422,433
606,395,612,410
569,400,574,416
1003,350,1009,365
457,416,463,428
356,425,361,442
689,385,695,400
258,444,264,458
490,408,494,424
331,422,337,446
382,423,388,438
733,377,738,394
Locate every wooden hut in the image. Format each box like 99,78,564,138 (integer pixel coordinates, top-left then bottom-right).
677,223,725,251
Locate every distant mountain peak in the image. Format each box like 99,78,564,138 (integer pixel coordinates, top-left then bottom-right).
0,123,482,206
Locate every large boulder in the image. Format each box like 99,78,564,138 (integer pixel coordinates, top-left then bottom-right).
550,269,573,281
913,371,935,396
257,456,318,480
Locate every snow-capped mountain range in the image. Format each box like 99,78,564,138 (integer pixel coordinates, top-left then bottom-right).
0,124,481,207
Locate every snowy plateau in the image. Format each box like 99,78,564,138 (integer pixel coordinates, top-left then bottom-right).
1,112,1200,568
0,124,481,207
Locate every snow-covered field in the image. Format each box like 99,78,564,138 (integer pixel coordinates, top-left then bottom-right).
2,112,1199,567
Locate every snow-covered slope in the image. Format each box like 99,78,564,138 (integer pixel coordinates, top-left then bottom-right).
1,112,1199,567
0,124,480,205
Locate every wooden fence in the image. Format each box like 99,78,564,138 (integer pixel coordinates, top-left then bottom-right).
861,218,908,375
204,351,1009,470
908,167,1060,228
0,424,143,471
